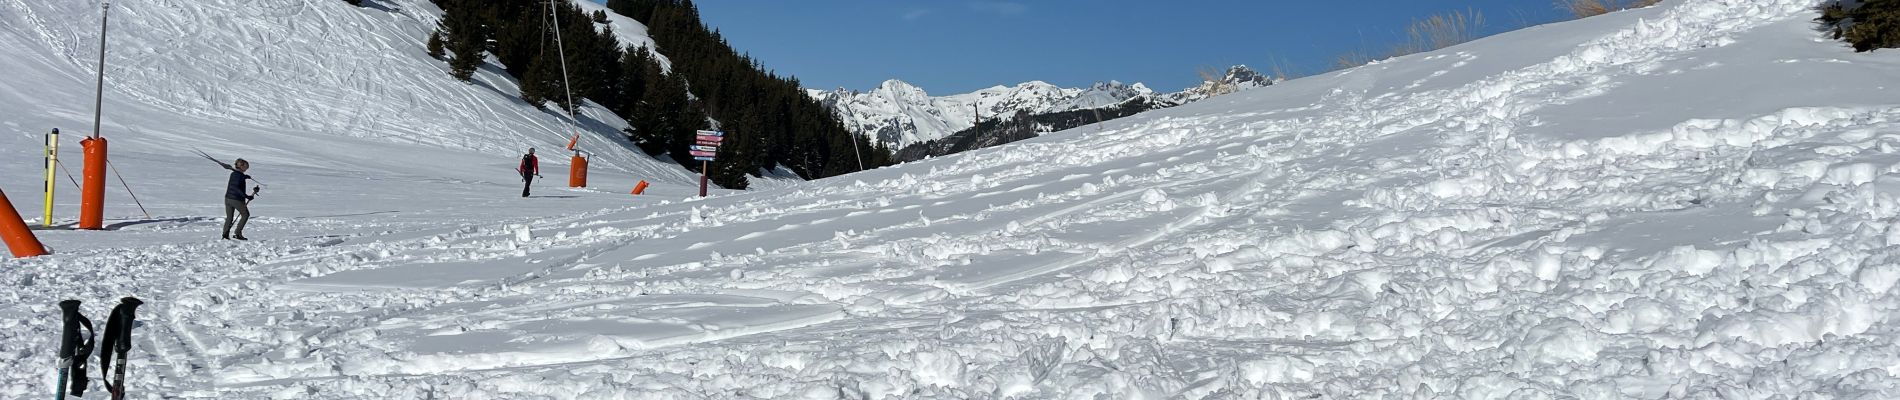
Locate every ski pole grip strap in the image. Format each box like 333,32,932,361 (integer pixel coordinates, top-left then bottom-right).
68,314,95,396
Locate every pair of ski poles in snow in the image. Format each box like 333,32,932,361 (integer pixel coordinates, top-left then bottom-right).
54,297,143,400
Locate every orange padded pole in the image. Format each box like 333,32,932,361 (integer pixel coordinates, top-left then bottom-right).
79,137,107,230
568,154,587,188
0,187,49,257
631,180,649,195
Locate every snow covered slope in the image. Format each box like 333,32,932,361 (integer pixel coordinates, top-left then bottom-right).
0,0,698,206
7,0,1900,398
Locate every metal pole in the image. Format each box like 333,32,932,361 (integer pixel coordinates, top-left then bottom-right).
844,104,865,172
547,0,580,147
92,2,110,139
850,131,866,172
974,103,981,135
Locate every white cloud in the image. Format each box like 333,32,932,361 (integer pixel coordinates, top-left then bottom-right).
902,8,933,21
968,1,1027,16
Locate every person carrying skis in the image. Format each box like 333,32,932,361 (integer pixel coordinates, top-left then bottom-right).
216,158,259,240
519,148,541,197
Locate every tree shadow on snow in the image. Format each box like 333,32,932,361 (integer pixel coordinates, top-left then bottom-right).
360,0,401,13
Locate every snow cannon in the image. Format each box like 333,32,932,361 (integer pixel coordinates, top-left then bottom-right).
79,136,107,230
569,154,588,188
0,187,49,257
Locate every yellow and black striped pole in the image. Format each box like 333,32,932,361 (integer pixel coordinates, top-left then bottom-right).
43,128,58,227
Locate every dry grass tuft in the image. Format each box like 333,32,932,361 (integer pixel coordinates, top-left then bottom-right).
1195,66,1241,97
1335,9,1485,70
1563,0,1665,19
1406,9,1486,53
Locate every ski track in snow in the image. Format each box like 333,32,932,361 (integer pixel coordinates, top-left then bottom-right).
5,0,1900,398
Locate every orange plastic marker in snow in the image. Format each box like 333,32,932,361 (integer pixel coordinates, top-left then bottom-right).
631,180,649,196
79,136,108,230
568,154,588,188
0,187,50,258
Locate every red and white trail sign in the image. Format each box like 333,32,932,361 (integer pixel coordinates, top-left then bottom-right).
694,130,724,196
693,130,723,162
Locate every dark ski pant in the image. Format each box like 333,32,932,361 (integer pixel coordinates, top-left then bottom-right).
522,175,534,197
223,198,250,237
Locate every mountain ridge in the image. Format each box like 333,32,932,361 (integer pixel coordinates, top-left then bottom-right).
810,65,1273,149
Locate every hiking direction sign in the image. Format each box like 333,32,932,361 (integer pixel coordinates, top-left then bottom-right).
693,130,723,161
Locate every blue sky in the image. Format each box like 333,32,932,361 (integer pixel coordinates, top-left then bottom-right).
634,1,1573,94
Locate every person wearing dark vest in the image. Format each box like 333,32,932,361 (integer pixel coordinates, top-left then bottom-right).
520,148,541,197
217,158,260,240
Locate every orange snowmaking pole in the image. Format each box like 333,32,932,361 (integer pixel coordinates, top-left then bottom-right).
78,137,107,230
78,2,110,231
568,153,587,188
0,187,50,258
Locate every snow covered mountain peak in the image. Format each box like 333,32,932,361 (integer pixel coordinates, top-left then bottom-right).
875,78,925,93
812,74,1211,148
811,65,1281,150
1168,64,1275,103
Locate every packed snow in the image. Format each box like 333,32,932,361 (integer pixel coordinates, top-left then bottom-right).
5,0,1900,398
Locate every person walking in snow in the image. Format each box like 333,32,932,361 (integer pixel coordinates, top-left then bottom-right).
216,158,260,240
519,148,541,197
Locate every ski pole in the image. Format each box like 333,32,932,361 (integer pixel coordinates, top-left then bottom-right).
55,300,77,400
190,148,215,162
55,300,86,400
100,297,142,400
194,148,267,187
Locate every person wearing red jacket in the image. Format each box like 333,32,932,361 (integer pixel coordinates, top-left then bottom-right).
519,148,541,197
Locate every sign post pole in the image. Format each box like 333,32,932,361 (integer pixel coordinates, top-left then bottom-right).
693,130,724,197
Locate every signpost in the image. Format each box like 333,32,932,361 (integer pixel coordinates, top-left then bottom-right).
694,130,722,197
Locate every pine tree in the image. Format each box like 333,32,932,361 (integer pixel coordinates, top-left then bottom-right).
629,68,684,155
1820,0,1900,51
518,56,559,109
438,3,487,81
612,48,654,118
426,30,446,59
